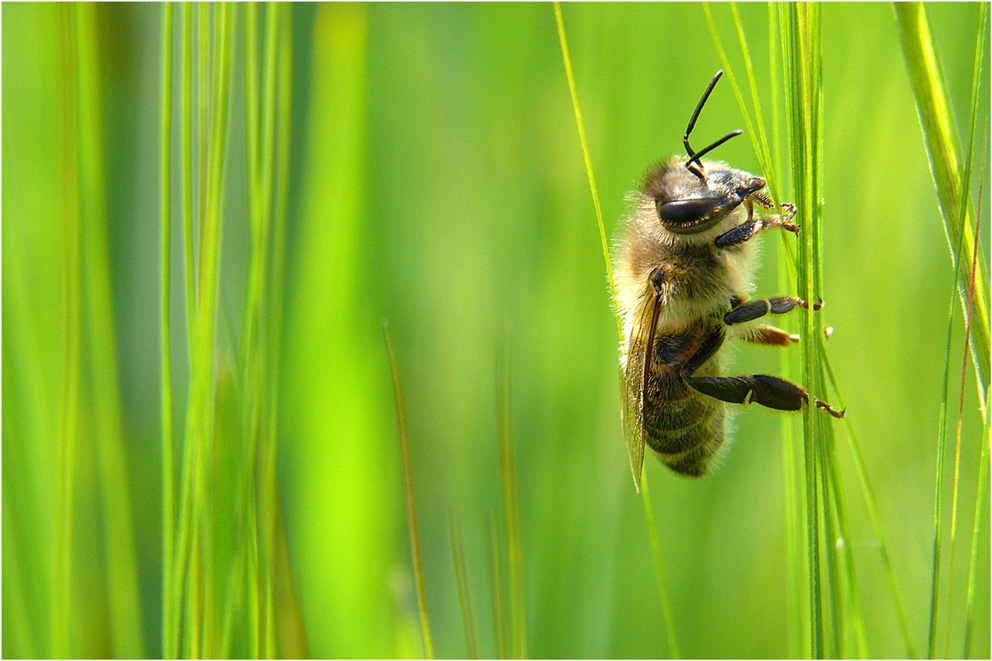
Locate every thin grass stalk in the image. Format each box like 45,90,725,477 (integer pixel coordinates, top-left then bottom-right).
258,5,282,655
820,346,916,657
383,322,434,659
962,130,990,657
184,5,234,655
819,437,841,658
182,4,195,346
551,3,619,332
768,3,805,658
946,201,983,653
55,5,81,656
639,467,680,658
238,5,263,656
825,457,868,658
895,3,990,411
75,5,147,651
449,512,480,658
806,13,847,652
173,5,211,654
924,44,983,661
942,13,988,656
962,403,990,657
264,5,295,653
782,3,825,656
160,3,175,657
768,7,803,656
487,512,508,659
497,350,526,659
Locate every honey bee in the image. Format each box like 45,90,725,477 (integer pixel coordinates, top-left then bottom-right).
614,70,844,490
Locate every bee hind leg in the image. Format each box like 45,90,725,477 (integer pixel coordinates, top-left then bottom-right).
683,373,846,419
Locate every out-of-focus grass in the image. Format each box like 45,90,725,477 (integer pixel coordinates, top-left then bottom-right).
2,3,989,659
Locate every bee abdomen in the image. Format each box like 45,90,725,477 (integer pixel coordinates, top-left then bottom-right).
643,377,726,477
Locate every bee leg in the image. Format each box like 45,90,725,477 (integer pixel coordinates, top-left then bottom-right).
683,373,846,419
678,325,845,418
744,324,798,347
714,218,760,248
724,296,821,325
714,208,799,248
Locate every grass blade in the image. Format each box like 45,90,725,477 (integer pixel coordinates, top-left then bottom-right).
160,3,175,657
76,5,146,653
820,346,916,657
497,349,527,659
55,5,81,656
639,468,680,658
383,322,434,659
449,512,480,658
488,512,508,659
895,3,990,411
963,403,990,657
782,3,826,656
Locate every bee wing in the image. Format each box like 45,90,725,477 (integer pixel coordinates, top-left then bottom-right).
621,285,662,493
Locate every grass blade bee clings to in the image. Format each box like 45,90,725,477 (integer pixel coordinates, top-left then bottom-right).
613,70,845,492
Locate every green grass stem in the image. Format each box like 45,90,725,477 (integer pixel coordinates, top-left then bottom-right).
639,467,680,658
160,3,175,657
76,4,146,653
819,345,916,657
488,512,509,659
781,3,826,656
552,2,620,335
449,512,480,658
383,322,434,660
895,3,990,412
55,6,80,656
942,10,988,657
962,402,990,657
181,4,194,346
497,350,527,659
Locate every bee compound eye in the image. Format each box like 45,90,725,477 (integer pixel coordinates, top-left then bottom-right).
656,198,722,232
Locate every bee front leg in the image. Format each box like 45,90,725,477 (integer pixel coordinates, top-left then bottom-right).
714,203,799,248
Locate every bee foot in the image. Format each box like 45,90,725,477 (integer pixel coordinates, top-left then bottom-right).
815,398,846,419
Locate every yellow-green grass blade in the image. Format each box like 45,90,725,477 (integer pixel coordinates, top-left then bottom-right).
160,3,175,658
488,512,509,659
55,6,81,656
449,511,480,658
782,3,827,656
895,3,990,410
384,322,434,659
497,349,527,659
279,5,393,656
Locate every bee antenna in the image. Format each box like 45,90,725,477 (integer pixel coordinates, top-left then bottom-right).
682,70,743,177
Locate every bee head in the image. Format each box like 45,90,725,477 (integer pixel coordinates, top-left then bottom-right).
641,69,766,235
643,159,766,235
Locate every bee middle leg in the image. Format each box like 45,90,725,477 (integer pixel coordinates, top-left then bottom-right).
724,296,820,326
745,324,798,347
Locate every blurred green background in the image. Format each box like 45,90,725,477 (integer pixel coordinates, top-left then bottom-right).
3,2,989,658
